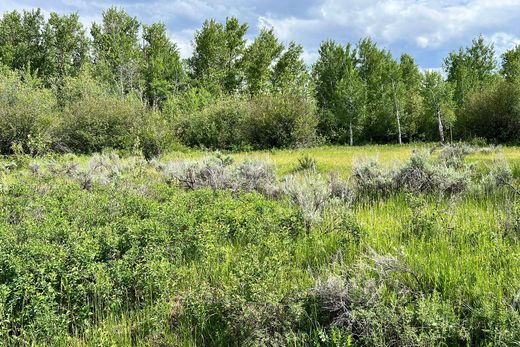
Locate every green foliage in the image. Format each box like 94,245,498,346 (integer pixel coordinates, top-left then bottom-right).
458,79,520,142
142,22,185,109
246,93,318,149
57,91,146,153
173,93,317,150
0,69,57,154
502,44,520,82
0,9,45,75
188,17,248,95
0,148,519,345
421,71,455,142
295,154,317,172
173,96,249,150
242,28,284,95
444,35,497,108
90,7,142,95
42,12,89,85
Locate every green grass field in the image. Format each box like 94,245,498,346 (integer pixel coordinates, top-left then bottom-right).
1,144,520,346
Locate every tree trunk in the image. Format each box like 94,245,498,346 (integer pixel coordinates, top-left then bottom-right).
349,120,353,146
437,109,445,143
396,108,402,145
391,80,402,145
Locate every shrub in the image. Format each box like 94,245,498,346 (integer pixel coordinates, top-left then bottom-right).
294,154,317,172
245,93,318,149
481,155,513,193
161,156,232,191
328,172,355,203
437,144,472,169
351,157,394,196
233,159,279,197
172,96,248,150
137,110,177,159
57,93,146,153
395,150,470,195
283,173,332,231
459,80,520,143
0,70,57,154
310,250,467,347
172,93,319,150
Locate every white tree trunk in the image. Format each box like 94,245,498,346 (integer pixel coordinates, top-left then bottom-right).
392,80,402,145
437,109,445,143
349,120,353,146
396,109,402,145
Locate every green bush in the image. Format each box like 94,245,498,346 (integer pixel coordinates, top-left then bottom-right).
173,96,248,150
172,93,318,150
246,93,318,149
459,80,520,143
0,69,57,154
57,92,146,153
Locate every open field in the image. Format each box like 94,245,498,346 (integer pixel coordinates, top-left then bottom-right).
1,144,520,346
165,144,520,176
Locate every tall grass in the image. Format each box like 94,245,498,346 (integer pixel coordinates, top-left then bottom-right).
0,145,519,345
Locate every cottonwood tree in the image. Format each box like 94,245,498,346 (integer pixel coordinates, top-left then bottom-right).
242,28,283,95
0,9,45,74
312,40,351,140
271,41,308,95
42,12,89,86
399,53,423,141
189,17,247,94
444,35,496,108
501,45,520,82
334,49,365,146
91,7,142,95
422,71,454,143
142,22,185,109
357,38,395,142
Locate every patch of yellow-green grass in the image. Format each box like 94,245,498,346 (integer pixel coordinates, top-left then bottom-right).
228,144,427,176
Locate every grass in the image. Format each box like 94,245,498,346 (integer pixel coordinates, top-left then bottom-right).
1,144,520,346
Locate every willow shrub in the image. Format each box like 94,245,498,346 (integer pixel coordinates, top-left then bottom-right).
172,93,318,150
244,93,318,149
0,69,57,154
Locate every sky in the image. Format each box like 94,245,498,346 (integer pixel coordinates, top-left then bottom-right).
1,0,520,70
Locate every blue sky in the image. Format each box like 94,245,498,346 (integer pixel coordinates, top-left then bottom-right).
2,0,520,70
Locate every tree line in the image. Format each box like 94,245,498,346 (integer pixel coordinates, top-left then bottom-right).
1,7,520,156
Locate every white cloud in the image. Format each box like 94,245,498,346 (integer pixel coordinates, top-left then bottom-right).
168,29,194,58
487,32,520,57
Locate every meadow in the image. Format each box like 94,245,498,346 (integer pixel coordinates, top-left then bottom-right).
1,143,520,346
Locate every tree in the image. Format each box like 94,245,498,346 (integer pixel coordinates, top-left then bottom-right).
399,53,423,141
242,28,283,95
222,17,248,94
0,9,45,74
357,38,395,142
313,40,345,109
312,40,349,139
334,51,365,146
91,7,142,95
271,41,308,95
42,12,89,85
142,22,185,109
501,45,520,82
421,71,454,143
385,58,405,144
188,17,247,94
444,35,496,108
